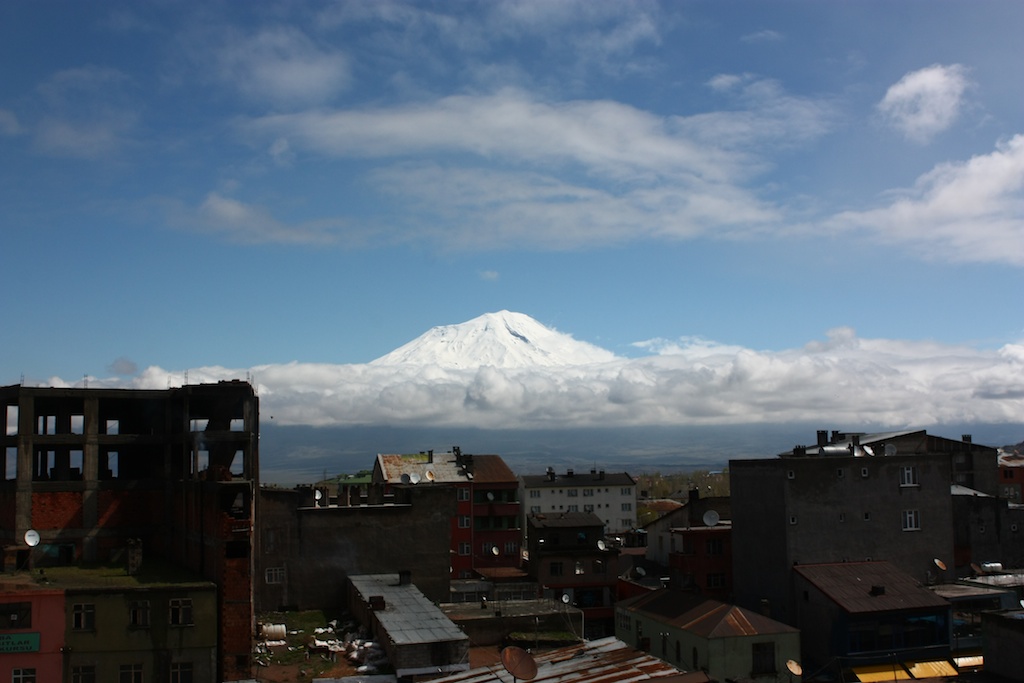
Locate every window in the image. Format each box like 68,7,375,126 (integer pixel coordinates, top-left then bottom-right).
789,516,797,525
837,468,845,478
593,559,606,574
530,505,540,513
839,512,846,522
265,567,284,585
583,504,594,512
707,572,726,588
482,542,498,556
529,489,540,498
902,509,921,531
72,666,96,683
863,512,871,521
458,488,470,501
861,467,870,478
73,603,95,630
568,489,578,497
504,541,518,555
169,598,193,626
900,466,919,487
621,502,632,511
575,561,584,575
751,642,776,675
119,664,143,683
459,542,471,555
13,669,36,683
549,561,564,576
568,505,578,512
0,601,32,628
705,538,723,555
129,600,150,627
621,487,632,495
170,662,193,683
583,489,594,497
458,515,470,528
787,470,795,480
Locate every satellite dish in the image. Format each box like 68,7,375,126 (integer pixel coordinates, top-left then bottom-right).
971,562,983,574
597,540,607,551
500,645,538,682
491,545,500,556
409,473,421,484
425,470,435,481
561,594,570,604
884,444,897,456
24,530,39,547
487,492,495,501
703,510,720,527
786,660,803,676
1019,599,1024,609
400,473,411,484
863,445,875,457
934,558,947,571
314,489,323,501
635,566,646,577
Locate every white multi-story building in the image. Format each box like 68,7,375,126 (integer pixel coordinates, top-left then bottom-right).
520,467,637,534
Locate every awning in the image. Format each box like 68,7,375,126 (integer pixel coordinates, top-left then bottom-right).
953,654,984,670
905,660,957,678
852,664,910,682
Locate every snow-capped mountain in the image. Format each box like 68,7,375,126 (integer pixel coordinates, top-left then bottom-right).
369,311,619,368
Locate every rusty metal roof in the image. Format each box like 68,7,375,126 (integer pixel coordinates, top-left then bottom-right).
618,591,797,638
430,637,700,683
375,452,517,484
793,561,951,614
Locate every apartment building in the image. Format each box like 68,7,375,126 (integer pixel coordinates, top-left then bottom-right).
373,447,521,579
521,467,637,535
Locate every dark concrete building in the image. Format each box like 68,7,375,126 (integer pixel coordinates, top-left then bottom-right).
257,481,456,610
793,561,953,676
730,429,993,625
0,381,259,681
525,511,619,638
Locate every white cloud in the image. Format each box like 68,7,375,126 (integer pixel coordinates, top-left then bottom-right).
30,66,137,158
188,192,344,246
0,109,21,135
210,26,351,107
52,330,1024,430
827,134,1024,265
877,64,971,143
740,29,783,44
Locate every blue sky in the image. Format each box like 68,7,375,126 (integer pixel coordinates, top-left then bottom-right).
1,1,1022,431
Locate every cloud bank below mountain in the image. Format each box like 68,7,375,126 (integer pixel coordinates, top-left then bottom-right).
35,315,1024,433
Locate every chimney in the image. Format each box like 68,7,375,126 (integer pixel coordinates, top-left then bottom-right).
369,596,386,610
547,467,556,482
567,468,574,477
427,449,433,463
598,469,605,480
962,434,972,444
793,445,807,457
817,430,829,447
398,570,412,586
832,430,842,442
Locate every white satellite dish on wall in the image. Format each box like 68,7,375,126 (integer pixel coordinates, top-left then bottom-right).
561,594,570,604
597,540,607,551
24,530,40,547
409,473,421,484
703,510,720,527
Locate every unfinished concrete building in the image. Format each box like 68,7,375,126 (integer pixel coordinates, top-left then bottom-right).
0,381,259,681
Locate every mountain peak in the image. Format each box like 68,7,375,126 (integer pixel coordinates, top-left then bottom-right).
370,311,618,369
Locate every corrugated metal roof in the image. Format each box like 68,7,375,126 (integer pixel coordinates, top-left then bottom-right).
619,591,797,638
429,637,697,683
349,574,468,646
376,452,516,484
794,561,950,614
